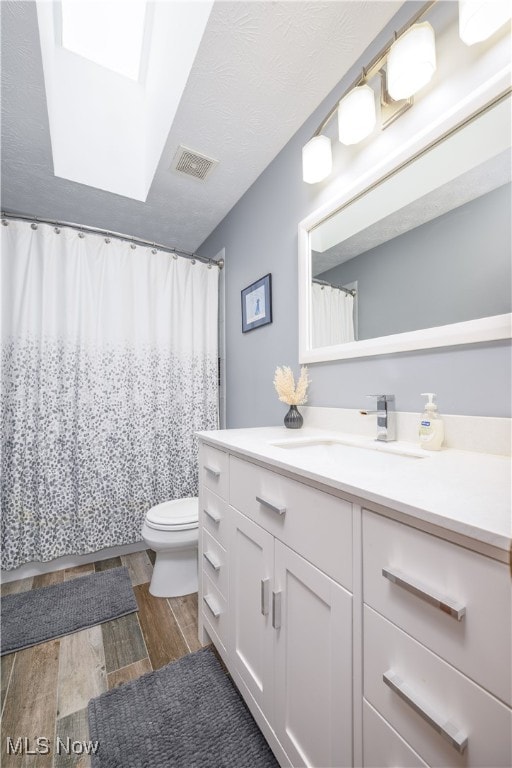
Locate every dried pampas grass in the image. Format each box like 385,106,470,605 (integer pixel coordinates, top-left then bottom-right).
273,366,310,406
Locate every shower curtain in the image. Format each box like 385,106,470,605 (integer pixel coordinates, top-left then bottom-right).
1,220,218,570
311,282,355,347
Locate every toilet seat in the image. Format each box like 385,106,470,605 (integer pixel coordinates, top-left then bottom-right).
145,498,198,532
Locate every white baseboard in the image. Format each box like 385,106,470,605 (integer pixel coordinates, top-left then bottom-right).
1,540,147,584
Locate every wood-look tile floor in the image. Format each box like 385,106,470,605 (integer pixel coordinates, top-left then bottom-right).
1,551,207,767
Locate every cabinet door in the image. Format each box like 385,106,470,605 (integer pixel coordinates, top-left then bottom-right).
229,507,274,723
273,540,353,768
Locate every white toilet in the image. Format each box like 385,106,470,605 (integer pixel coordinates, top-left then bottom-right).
141,497,199,598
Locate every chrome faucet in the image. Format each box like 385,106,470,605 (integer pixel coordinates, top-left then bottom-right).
360,394,396,442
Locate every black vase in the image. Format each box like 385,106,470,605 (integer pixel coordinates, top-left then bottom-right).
284,404,303,429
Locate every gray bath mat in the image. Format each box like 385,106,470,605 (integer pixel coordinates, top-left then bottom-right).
1,566,137,655
88,646,279,768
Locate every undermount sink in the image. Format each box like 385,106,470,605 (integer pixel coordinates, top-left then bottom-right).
270,436,427,460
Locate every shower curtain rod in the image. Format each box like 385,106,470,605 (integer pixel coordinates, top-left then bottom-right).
313,278,356,297
1,210,224,268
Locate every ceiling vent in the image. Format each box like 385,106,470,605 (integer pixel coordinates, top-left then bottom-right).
170,146,218,181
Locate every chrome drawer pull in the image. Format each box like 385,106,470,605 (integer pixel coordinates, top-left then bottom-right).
272,590,282,630
261,578,270,616
203,551,221,571
203,594,221,618
382,567,466,621
203,507,221,524
256,496,286,516
383,670,468,754
204,465,220,478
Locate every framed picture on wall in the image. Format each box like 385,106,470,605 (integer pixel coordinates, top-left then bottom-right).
241,273,272,333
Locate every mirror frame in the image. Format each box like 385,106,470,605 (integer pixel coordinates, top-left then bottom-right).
298,87,512,364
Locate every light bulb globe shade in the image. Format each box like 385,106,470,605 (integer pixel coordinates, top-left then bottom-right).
302,135,332,184
459,0,512,45
338,85,377,145
387,22,436,101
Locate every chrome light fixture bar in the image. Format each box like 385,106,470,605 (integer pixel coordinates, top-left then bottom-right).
302,0,437,185
302,0,511,184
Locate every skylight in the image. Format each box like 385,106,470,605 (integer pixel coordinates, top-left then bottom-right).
37,0,213,200
61,0,147,81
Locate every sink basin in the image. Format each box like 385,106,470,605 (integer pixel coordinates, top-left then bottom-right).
271,436,426,460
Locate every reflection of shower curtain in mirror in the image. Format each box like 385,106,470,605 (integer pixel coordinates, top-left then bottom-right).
312,283,355,347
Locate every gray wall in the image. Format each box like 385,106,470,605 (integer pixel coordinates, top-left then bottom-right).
318,183,512,340
199,6,512,427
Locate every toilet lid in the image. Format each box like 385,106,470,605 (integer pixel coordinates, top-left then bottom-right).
145,497,199,531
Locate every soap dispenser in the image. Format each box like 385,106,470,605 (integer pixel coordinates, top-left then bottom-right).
419,393,444,451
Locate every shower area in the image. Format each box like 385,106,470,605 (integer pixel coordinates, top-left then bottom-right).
311,278,356,348
1,216,220,572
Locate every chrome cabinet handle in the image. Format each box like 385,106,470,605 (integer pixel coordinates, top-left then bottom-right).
261,578,270,616
383,670,468,754
203,594,221,618
203,551,221,571
272,590,282,629
382,567,466,621
256,496,286,516
203,507,221,524
204,465,220,478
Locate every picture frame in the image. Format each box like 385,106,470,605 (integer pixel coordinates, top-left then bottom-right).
241,273,272,333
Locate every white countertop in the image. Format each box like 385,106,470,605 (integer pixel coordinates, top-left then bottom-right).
197,426,512,562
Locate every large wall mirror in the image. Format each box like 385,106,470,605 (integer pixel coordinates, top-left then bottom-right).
298,93,512,362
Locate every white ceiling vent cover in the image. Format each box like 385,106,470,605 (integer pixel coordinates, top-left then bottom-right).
170,146,218,181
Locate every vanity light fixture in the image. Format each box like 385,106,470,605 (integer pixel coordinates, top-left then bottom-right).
301,0,438,185
337,85,377,146
386,22,437,100
458,0,512,45
300,0,511,184
302,135,332,184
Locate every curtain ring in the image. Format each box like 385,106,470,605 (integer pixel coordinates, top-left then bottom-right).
151,248,157,255
130,243,136,249
191,259,196,265
31,222,38,230
172,253,178,260
54,227,61,234
2,219,8,226
105,237,111,244
78,231,85,238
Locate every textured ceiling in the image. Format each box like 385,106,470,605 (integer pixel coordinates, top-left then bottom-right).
1,0,402,253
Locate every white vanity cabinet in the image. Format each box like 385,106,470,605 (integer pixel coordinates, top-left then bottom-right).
227,454,354,768
362,510,512,768
272,539,352,768
230,506,353,768
198,435,512,768
200,443,230,656
199,444,354,768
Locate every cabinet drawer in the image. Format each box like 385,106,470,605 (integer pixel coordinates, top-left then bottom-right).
363,510,512,705
363,700,428,767
202,572,228,652
201,444,229,499
202,488,229,549
202,528,228,599
364,606,512,768
229,455,352,589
